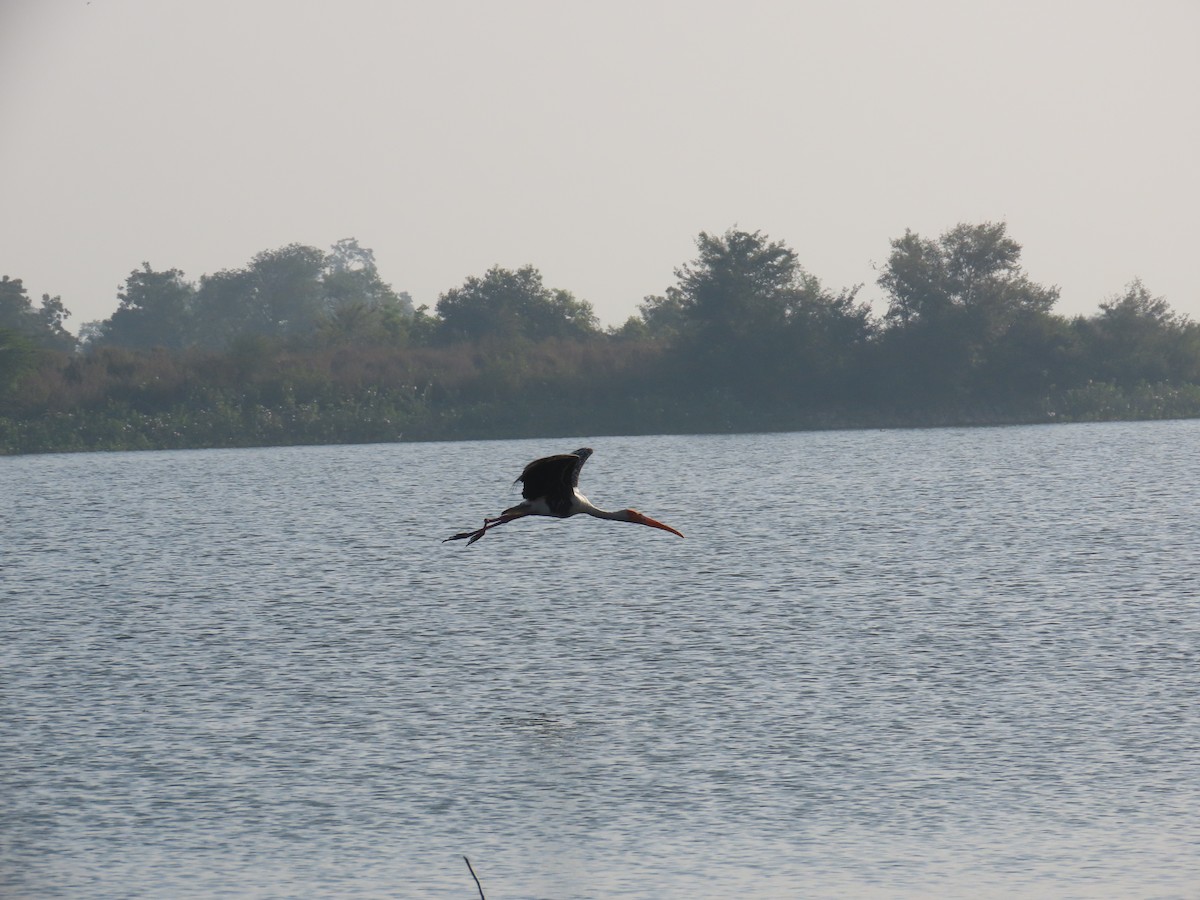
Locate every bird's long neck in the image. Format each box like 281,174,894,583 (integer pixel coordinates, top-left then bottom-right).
574,492,683,537
573,493,630,521
589,506,634,522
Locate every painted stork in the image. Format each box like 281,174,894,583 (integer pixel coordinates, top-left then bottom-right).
444,447,684,546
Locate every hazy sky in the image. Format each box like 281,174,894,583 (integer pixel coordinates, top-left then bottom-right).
3,0,1197,331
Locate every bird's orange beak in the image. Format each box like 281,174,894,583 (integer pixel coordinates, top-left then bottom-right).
630,510,684,538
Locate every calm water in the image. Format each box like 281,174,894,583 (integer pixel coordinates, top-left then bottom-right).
3,422,1199,899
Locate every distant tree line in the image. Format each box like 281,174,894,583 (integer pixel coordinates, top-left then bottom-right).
84,238,416,350
3,223,1200,453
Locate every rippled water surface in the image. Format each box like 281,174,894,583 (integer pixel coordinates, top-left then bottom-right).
4,421,1200,898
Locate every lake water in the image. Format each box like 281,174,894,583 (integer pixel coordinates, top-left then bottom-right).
3,421,1199,899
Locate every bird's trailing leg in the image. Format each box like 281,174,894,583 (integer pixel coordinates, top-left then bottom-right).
443,512,526,545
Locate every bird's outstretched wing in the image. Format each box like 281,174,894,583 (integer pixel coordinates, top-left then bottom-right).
566,447,592,486
517,447,593,505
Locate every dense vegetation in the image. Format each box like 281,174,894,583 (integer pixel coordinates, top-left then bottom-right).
4,223,1199,454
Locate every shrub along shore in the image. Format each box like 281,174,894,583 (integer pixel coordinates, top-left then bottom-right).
3,342,1198,455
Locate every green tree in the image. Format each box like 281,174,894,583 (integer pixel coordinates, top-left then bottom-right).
98,264,196,350
635,291,689,340
0,276,76,351
651,228,872,400
973,310,1081,401
434,265,598,343
0,277,27,328
190,267,261,350
779,273,875,403
880,222,1057,327
319,238,414,343
247,244,328,339
0,326,40,401
33,293,76,351
1078,279,1200,385
188,239,413,348
406,304,439,345
669,229,800,342
876,222,1061,404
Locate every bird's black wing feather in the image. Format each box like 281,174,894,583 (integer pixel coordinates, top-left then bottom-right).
567,447,593,487
517,448,593,515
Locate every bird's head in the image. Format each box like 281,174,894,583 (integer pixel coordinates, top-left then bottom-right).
622,509,684,538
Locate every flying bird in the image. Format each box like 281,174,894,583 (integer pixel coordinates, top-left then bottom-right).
444,447,684,546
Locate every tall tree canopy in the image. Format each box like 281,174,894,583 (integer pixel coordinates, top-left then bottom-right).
0,275,76,352
1078,279,1200,386
642,228,872,399
93,239,413,350
434,265,598,343
318,238,414,343
102,264,196,351
880,222,1058,327
876,222,1064,403
668,229,802,341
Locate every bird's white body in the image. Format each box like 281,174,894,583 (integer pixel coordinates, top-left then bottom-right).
516,490,623,521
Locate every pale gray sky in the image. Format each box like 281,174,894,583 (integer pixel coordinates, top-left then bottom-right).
3,0,1197,332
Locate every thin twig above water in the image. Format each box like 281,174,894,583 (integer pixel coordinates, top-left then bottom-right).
463,856,486,900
